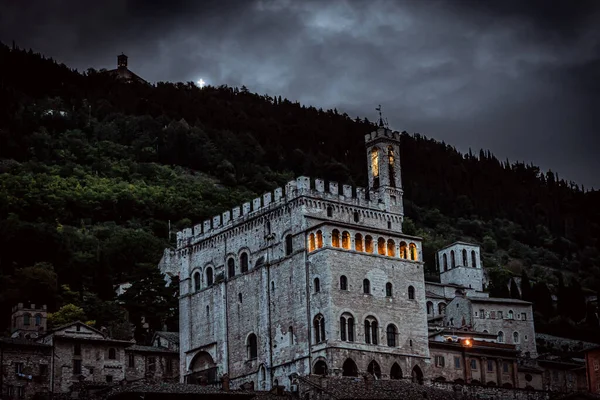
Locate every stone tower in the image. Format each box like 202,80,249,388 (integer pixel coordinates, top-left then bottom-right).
11,303,48,338
437,242,484,292
364,127,404,221
117,53,128,69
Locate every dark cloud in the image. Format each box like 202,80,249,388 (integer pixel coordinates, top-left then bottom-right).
1,0,598,188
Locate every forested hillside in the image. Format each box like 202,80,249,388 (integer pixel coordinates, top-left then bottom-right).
1,43,599,342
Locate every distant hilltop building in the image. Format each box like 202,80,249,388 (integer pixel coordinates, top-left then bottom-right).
106,53,147,84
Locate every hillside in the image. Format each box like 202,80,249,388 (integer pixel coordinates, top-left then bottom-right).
0,43,599,341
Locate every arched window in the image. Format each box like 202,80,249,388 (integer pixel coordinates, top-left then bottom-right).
365,235,374,253
108,348,116,360
228,258,235,278
285,234,293,256
508,310,514,319
355,233,364,252
363,279,370,294
368,360,382,379
438,302,446,315
313,360,327,375
377,237,386,255
265,220,271,235
386,282,393,297
332,229,340,247
513,332,520,344
450,250,456,268
342,358,358,377
340,275,348,290
462,249,468,267
386,324,397,347
364,316,378,345
35,314,42,327
390,363,402,380
387,239,395,257
316,230,323,248
408,285,415,300
327,206,333,217
387,146,396,188
23,313,31,326
308,233,316,252
289,326,294,345
443,254,448,271
313,314,325,343
409,243,418,261
498,331,504,343
342,231,351,249
399,242,408,259
247,334,258,359
371,147,380,188
193,272,201,291
427,301,434,316
240,253,248,273
314,278,320,293
206,267,213,286
340,313,355,342
471,250,477,268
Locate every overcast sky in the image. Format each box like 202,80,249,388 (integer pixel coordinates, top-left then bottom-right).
1,0,599,188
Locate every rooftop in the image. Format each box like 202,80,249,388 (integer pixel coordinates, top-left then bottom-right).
438,241,480,251
467,297,532,305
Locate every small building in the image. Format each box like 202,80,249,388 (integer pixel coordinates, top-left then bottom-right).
152,331,180,352
10,303,48,339
537,357,588,392
0,337,52,399
584,345,600,393
106,53,147,84
37,321,134,393
124,344,179,383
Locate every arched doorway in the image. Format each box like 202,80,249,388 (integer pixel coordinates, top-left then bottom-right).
187,351,217,384
411,365,424,385
313,360,328,376
342,358,358,377
367,360,381,379
390,363,402,380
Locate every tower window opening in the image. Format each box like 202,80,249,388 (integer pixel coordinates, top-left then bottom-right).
388,146,396,188
462,249,468,267
355,233,364,252
327,206,333,217
451,250,456,268
409,243,418,261
342,231,351,249
206,267,214,286
340,275,348,290
364,316,378,345
240,252,249,273
371,148,380,188
387,221,392,229
289,326,294,345
471,250,477,268
386,282,393,297
377,237,386,255
228,258,235,278
443,254,448,271
365,235,374,253
400,242,408,259
387,239,395,257
285,234,293,255
316,230,323,248
332,230,340,248
354,211,360,222
340,313,355,342
193,272,201,291
314,278,320,293
313,314,325,343
247,334,258,359
387,324,397,347
308,233,316,252
408,285,415,300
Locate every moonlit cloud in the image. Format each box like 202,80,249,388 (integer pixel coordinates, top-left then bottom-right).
1,0,598,187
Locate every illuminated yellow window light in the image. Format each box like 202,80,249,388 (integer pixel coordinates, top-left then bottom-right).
332,230,340,248
355,233,364,252
342,231,351,250
371,148,379,178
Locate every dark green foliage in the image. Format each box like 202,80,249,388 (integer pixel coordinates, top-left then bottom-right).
0,43,599,339
510,279,521,299
521,271,533,302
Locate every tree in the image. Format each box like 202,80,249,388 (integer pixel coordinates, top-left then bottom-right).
520,270,533,302
48,304,92,328
510,279,521,299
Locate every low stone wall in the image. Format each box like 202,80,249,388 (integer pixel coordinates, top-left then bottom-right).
430,381,552,400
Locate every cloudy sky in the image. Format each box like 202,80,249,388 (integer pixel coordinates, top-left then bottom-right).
1,0,599,188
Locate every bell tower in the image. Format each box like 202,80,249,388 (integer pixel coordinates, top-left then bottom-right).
117,53,128,69
364,106,404,218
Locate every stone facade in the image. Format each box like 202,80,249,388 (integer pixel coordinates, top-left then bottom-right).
37,321,133,392
444,297,538,358
438,242,485,292
0,337,51,399
166,126,430,389
124,345,179,383
10,303,48,339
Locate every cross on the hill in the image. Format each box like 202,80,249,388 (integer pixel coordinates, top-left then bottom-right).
197,79,206,88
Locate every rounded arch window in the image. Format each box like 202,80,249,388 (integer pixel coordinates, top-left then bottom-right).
462,249,468,266
340,275,348,290
408,285,415,300
377,237,386,255
409,243,418,261
205,267,214,286
363,279,370,294
513,331,520,344
365,235,374,253
386,324,397,347
240,252,249,273
23,313,31,326
341,231,351,249
193,271,201,291
331,230,340,248
313,314,325,343
247,334,258,359
340,312,355,342
385,282,393,297
364,316,378,345
316,230,323,248
227,258,235,278
355,233,364,252
308,233,316,252
399,242,408,259
498,331,504,343
313,360,328,376
387,239,395,257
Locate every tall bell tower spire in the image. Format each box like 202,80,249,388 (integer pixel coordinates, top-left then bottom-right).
364,106,404,219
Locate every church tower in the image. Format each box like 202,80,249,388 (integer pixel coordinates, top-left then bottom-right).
364,113,404,220
117,53,128,69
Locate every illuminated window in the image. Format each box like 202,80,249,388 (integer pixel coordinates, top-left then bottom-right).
399,242,408,259
332,230,340,247
409,243,418,261
387,239,395,257
371,148,379,178
387,146,396,188
342,231,351,249
377,237,386,255
365,236,373,253
308,233,316,252
355,233,363,252
316,230,323,248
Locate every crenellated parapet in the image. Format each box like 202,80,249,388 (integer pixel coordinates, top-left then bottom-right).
175,176,398,249
364,127,402,144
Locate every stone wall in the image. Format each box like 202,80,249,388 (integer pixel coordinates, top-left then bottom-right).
431,381,551,400
0,339,51,399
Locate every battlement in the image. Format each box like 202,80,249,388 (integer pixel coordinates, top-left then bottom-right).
175,175,399,249
364,127,401,144
12,303,47,313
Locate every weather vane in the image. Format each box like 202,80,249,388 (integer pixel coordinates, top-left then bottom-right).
376,105,389,128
